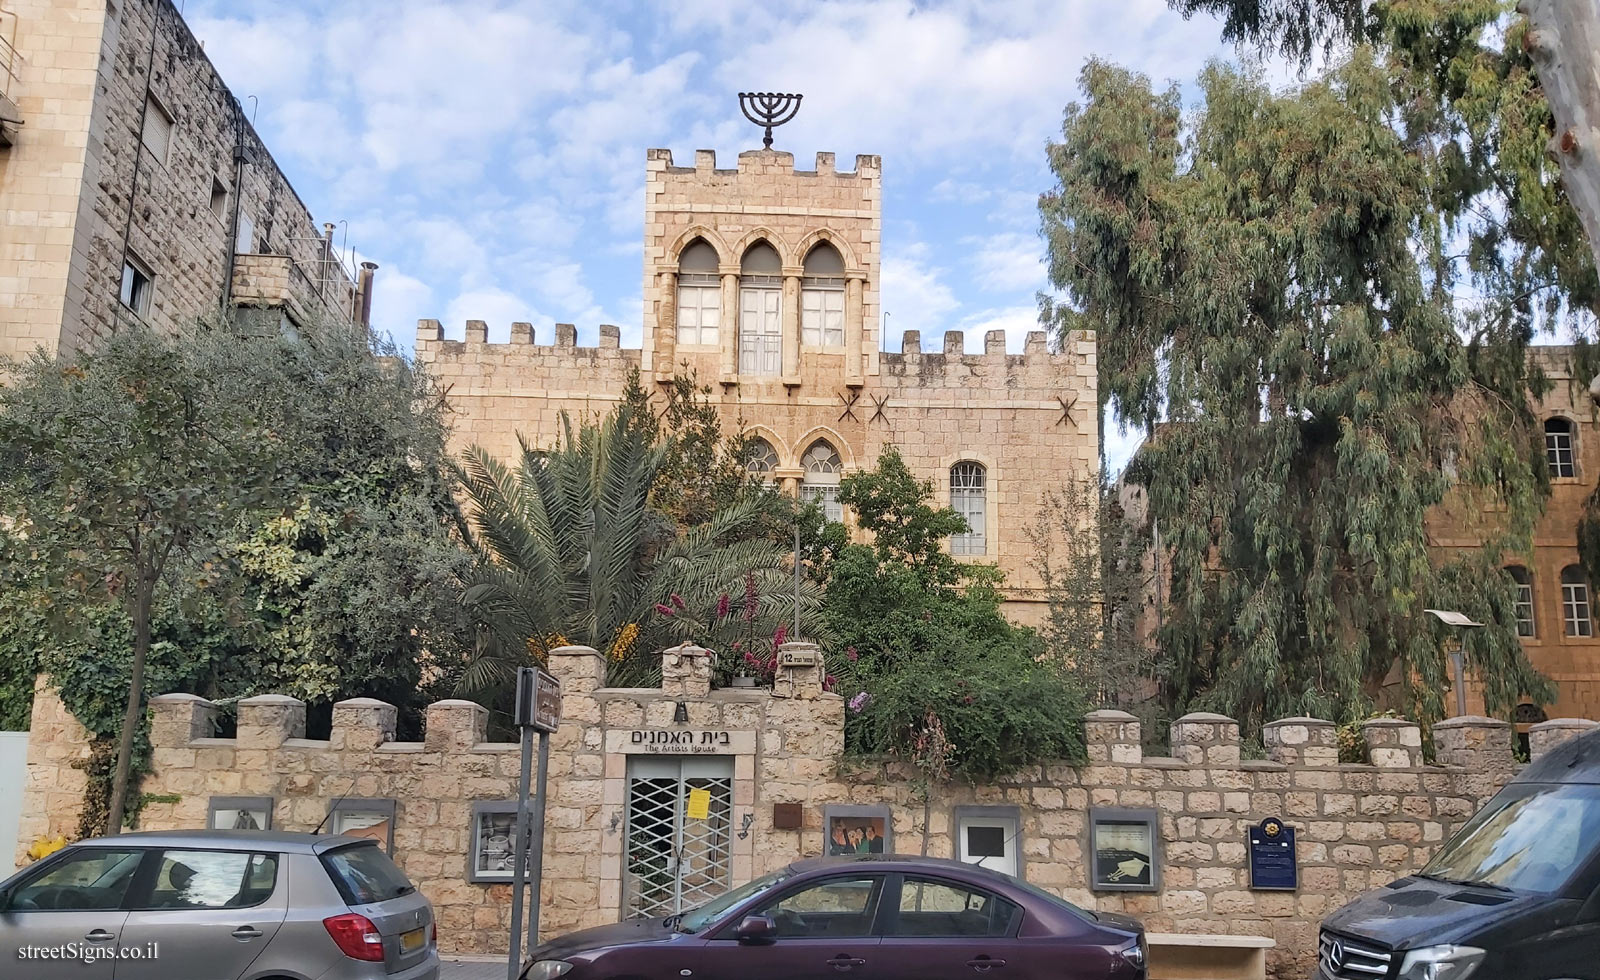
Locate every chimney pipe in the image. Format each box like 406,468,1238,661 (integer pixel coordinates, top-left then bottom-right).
357,261,378,329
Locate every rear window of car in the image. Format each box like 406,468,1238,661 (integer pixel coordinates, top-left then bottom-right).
321,843,415,905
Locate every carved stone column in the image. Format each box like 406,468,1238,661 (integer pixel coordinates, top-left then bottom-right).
845,276,864,386
655,270,677,380
781,272,801,384
720,271,739,381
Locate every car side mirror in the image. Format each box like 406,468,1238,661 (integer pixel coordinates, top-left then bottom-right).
735,915,777,945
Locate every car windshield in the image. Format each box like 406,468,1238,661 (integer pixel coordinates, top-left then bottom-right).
1422,782,1600,894
677,869,793,933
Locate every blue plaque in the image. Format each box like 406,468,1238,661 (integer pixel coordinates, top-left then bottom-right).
1248,817,1298,890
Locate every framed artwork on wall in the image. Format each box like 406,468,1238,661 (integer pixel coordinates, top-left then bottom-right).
953,805,1021,877
208,796,273,831
1087,807,1160,892
822,805,891,857
467,801,519,883
328,798,397,854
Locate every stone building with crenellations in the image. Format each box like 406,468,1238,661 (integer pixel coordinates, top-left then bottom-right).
417,146,1098,619
0,0,369,364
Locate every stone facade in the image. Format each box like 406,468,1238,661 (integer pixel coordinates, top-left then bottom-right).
0,0,356,365
1428,347,1600,721
418,148,1097,617
23,652,1599,978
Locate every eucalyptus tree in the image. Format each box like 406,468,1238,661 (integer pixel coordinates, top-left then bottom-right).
1043,55,1553,729
1164,1,1600,286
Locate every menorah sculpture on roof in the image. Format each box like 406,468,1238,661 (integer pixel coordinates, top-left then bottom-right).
738,92,803,149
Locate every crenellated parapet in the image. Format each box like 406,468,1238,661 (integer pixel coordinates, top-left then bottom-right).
23,668,1600,976
416,319,628,354
649,147,882,181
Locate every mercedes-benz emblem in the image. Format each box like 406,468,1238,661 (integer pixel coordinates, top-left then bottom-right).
1329,940,1346,973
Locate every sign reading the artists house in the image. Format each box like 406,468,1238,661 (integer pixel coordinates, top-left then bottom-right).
629,730,733,754
1247,817,1298,890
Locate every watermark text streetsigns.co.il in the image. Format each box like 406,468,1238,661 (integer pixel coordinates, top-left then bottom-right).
17,942,159,964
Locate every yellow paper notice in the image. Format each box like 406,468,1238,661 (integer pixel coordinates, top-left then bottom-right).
686,788,711,820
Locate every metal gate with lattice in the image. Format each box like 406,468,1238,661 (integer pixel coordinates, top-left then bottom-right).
623,756,733,918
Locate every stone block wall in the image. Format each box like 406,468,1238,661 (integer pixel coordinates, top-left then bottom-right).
1429,346,1600,721
417,322,1096,620
1,0,351,364
25,649,1591,977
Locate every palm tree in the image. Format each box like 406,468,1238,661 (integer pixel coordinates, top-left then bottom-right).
454,405,821,689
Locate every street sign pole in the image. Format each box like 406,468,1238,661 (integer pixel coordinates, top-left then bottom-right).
505,666,563,980
506,720,534,980
527,730,551,951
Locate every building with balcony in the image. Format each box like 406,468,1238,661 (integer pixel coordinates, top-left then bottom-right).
0,0,369,364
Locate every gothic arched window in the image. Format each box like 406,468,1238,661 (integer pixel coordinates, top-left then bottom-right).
676,238,721,347
800,440,843,521
950,462,987,556
801,242,845,348
746,438,779,477
739,242,782,375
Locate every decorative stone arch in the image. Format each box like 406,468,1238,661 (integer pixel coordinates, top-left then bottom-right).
741,424,790,468
730,227,794,270
666,225,733,267
792,426,857,470
940,450,1000,560
794,228,863,278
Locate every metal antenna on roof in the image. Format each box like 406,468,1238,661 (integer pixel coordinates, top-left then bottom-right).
738,92,802,149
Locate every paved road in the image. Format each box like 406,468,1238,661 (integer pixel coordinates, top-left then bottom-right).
441,958,506,980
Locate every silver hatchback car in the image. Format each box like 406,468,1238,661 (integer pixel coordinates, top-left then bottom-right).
0,829,439,980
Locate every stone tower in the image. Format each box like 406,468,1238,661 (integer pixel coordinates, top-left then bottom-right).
417,143,1096,621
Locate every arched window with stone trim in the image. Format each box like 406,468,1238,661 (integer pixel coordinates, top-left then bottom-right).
676,238,721,346
950,461,987,556
1506,565,1535,637
739,242,783,375
745,437,779,478
800,439,843,521
1546,416,1577,478
1563,564,1593,637
800,241,845,348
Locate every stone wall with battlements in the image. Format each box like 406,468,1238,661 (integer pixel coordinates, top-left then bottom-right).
22,653,1598,977
418,322,1096,616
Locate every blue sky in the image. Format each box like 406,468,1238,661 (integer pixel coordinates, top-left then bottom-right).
185,0,1238,471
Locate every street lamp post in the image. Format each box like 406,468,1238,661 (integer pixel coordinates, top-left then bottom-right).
1424,608,1485,717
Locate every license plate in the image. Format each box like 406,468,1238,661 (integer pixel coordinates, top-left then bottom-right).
400,927,426,953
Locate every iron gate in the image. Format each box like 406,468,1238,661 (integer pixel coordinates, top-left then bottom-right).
623,756,733,918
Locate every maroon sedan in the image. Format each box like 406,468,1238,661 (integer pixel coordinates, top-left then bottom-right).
520,854,1146,980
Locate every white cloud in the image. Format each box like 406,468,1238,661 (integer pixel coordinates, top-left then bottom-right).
971,232,1045,293
185,0,1231,374
956,305,1045,352
367,266,433,351
443,288,545,342
880,243,960,348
